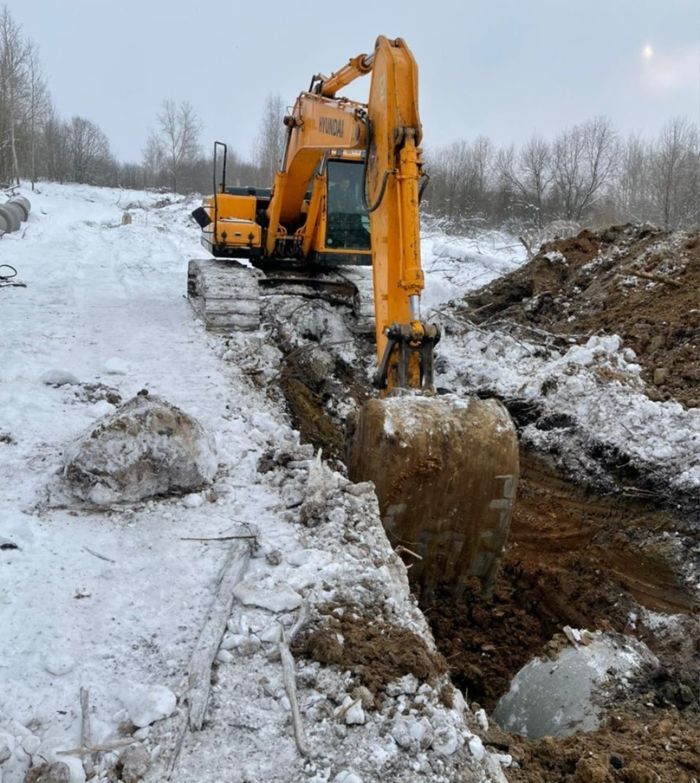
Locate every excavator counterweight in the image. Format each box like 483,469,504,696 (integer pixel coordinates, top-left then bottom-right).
189,36,519,597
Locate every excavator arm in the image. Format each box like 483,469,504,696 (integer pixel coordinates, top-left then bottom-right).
268,36,439,391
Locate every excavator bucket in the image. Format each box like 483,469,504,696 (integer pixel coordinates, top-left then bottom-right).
349,394,519,599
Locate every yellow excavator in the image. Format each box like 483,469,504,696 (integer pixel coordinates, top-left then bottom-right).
190,36,519,598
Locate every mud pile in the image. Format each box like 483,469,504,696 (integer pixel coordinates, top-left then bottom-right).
460,224,700,408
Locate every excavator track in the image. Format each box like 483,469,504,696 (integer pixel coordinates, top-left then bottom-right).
188,259,375,334
187,259,263,332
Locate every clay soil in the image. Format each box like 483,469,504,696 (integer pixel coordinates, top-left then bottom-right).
292,604,449,706
273,224,700,783
460,225,700,408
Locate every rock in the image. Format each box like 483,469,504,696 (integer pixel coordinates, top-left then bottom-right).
333,772,363,783
41,370,79,386
232,580,301,612
352,686,374,710
468,735,485,761
42,653,76,677
24,762,71,783
216,649,234,663
391,716,433,751
182,492,203,508
474,707,489,732
653,367,668,386
342,697,365,725
120,683,177,728
63,394,217,505
119,742,150,783
431,722,459,756
385,674,419,696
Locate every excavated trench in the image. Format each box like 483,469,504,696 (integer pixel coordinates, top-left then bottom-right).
261,221,700,779
273,335,700,782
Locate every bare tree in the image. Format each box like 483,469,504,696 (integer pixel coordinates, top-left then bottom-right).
24,41,48,189
650,117,699,229
142,130,165,188
497,136,553,227
66,116,112,183
152,99,202,193
552,117,618,220
254,93,285,183
0,5,29,184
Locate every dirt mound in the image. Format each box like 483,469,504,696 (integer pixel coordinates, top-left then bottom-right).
494,708,700,783
461,224,700,407
268,245,700,782
292,604,447,702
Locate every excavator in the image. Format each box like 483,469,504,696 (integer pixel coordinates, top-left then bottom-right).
189,36,519,598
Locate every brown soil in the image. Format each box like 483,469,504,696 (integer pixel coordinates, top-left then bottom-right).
280,345,369,462
292,604,447,703
488,708,700,782
461,225,700,408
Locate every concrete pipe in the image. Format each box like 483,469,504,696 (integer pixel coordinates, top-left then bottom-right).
0,204,21,233
4,201,25,227
8,195,30,221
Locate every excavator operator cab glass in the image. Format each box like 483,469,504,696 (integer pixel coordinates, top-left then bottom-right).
325,160,370,251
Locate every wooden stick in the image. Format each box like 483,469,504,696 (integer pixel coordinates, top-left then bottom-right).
57,738,137,757
279,602,309,756
185,542,250,731
623,269,682,287
83,546,116,563
79,687,95,777
179,535,256,542
395,545,423,561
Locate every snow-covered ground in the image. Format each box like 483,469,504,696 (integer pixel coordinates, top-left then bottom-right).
2,182,697,783
0,184,517,783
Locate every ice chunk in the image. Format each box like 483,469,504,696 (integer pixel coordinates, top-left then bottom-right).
120,683,177,728
233,580,301,612
41,369,79,386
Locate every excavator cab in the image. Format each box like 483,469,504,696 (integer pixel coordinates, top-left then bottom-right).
324,158,371,252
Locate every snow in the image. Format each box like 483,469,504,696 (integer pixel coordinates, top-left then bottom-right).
437,320,700,494
120,684,177,728
0,183,503,783
420,225,526,313
2,181,696,781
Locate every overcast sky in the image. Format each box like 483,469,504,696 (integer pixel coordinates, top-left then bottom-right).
7,0,700,163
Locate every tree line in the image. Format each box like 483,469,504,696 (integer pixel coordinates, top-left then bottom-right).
0,6,283,196
0,4,696,232
424,116,699,232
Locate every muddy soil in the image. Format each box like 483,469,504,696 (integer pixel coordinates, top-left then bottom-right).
292,604,449,706
486,707,700,783
461,225,700,408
